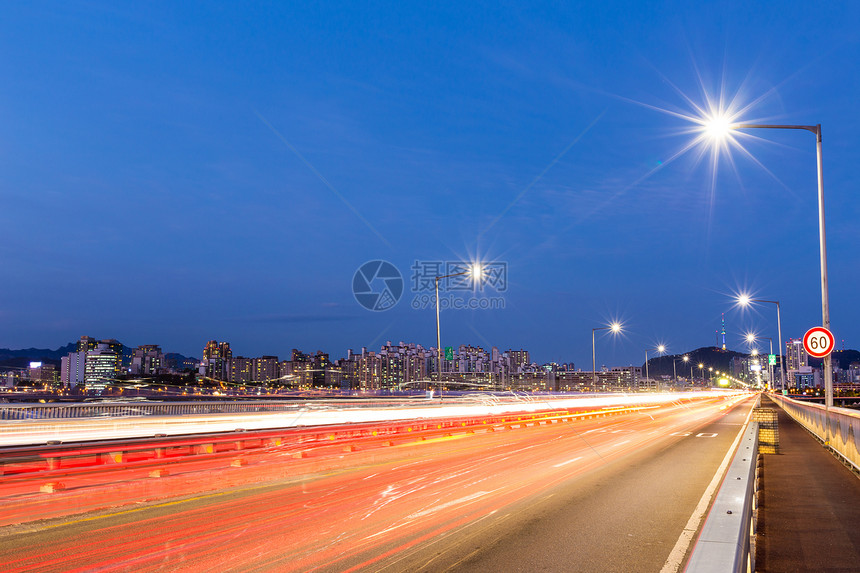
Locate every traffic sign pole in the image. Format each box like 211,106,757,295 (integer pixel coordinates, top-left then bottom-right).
803,326,835,443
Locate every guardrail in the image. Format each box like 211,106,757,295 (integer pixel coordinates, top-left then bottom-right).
0,400,323,420
0,393,745,448
0,407,627,484
770,393,860,473
0,403,672,527
0,391,744,421
685,421,759,573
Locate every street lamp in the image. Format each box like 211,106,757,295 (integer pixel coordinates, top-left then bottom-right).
747,332,775,389
682,355,692,382
737,294,785,393
434,264,484,399
672,355,689,384
644,344,666,388
710,119,831,408
592,322,622,388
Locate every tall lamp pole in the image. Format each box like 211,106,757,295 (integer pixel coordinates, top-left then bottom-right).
673,355,689,385
592,322,622,388
644,345,666,388
738,295,786,394
435,265,484,400
729,123,831,407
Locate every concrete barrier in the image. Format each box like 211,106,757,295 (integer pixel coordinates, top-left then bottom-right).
770,393,860,473
685,421,759,573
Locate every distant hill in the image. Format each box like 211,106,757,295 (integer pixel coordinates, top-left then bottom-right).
0,343,77,362
165,353,200,369
642,346,772,378
809,349,860,370
642,346,860,378
0,343,198,371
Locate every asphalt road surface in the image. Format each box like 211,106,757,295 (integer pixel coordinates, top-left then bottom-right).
0,394,756,572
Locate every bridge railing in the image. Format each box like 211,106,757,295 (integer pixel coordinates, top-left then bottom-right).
770,393,860,473
0,401,316,421
0,407,608,481
685,420,759,573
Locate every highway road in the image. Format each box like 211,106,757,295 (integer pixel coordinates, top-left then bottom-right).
0,394,756,572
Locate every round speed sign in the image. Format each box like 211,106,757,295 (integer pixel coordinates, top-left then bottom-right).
803,327,835,358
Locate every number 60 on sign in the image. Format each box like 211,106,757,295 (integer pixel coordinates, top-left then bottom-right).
803,327,835,358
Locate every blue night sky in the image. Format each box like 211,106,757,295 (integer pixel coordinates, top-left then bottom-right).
2,2,858,367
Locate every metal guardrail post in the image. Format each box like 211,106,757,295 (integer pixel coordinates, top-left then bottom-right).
685,421,759,573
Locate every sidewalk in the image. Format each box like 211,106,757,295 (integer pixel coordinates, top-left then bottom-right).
756,395,860,571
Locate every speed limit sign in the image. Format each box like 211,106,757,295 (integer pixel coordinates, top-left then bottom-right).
803,327,835,358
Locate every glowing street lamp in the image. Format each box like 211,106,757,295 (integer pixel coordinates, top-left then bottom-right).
737,294,785,393
644,344,666,386
435,264,484,398
671,355,688,383
747,331,775,389
672,354,690,383
708,118,831,407
592,322,622,387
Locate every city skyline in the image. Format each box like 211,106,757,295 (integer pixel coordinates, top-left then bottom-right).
2,3,859,368
8,327,854,370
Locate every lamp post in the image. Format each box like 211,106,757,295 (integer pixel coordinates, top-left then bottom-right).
673,355,690,386
435,264,484,399
592,322,622,388
738,295,785,393
748,333,775,389
644,345,666,389
717,121,831,407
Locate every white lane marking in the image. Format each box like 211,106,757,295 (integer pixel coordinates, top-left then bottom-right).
407,490,496,519
610,440,631,447
364,521,409,540
660,400,756,573
696,432,718,438
553,456,583,468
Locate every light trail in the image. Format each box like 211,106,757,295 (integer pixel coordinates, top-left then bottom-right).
0,394,756,572
0,391,746,447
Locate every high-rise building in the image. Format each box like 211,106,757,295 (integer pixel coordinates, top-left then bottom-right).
253,356,279,384
85,342,121,392
508,350,530,372
786,339,807,370
61,351,87,387
229,357,253,384
77,336,97,353
848,362,860,386
130,345,165,376
200,340,232,380
28,362,57,387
